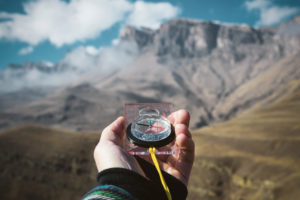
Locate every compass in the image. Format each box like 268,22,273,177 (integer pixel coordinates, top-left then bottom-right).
126,107,175,148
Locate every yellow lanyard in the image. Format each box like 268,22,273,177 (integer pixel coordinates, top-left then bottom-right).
149,147,172,200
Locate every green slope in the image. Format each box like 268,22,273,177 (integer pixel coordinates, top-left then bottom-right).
189,80,300,200
0,126,99,200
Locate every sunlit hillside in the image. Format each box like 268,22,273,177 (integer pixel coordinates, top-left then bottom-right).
0,126,99,199
189,80,300,200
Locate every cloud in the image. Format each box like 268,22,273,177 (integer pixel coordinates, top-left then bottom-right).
245,0,300,26
85,46,99,56
0,0,180,50
245,0,270,10
0,41,138,92
259,6,299,26
19,46,34,55
0,0,132,47
126,1,181,29
60,41,138,73
59,46,98,72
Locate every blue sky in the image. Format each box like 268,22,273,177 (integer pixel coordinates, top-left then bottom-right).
0,0,299,70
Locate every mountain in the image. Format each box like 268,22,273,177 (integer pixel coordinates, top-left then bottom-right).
0,16,300,131
0,79,299,200
7,61,56,73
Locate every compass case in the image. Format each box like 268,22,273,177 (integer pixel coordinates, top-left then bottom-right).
123,103,178,156
126,123,175,148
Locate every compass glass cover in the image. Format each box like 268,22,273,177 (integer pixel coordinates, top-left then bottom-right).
127,107,174,148
131,117,171,142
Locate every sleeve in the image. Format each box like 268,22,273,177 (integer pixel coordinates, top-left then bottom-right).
82,157,188,200
81,184,138,200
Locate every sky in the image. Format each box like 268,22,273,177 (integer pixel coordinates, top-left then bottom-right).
0,0,299,70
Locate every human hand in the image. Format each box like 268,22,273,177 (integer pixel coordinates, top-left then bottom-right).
160,109,195,186
93,116,145,176
93,109,195,186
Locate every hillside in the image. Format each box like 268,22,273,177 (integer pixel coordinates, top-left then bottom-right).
0,126,99,199
188,80,300,200
0,80,300,200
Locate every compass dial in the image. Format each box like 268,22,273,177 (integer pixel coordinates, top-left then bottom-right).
126,108,175,148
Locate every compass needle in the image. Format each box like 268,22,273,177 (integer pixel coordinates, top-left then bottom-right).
136,123,150,127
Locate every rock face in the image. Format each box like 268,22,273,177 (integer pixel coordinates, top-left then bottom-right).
120,26,155,50
120,17,300,58
7,61,57,73
155,20,220,57
0,16,300,131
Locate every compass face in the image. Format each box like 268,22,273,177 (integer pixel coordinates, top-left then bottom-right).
132,118,171,141
126,108,175,148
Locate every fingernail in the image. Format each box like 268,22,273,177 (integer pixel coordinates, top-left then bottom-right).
175,123,185,130
167,114,175,124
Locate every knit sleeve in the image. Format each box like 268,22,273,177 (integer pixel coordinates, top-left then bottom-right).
81,184,138,200
82,157,188,200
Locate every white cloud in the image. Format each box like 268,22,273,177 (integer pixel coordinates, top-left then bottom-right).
59,41,138,74
112,38,120,46
0,0,180,51
60,46,98,71
260,6,299,26
245,0,299,26
0,0,132,47
126,1,180,29
19,46,34,55
85,46,99,56
0,41,138,92
96,41,138,72
245,0,270,10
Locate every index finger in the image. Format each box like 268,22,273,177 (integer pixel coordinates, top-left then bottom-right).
167,109,190,127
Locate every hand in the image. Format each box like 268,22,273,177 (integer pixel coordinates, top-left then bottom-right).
93,110,195,186
93,116,145,176
163,109,195,186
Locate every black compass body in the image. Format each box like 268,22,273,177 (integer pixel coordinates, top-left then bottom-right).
126,108,175,148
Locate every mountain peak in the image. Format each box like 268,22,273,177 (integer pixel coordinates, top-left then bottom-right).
155,18,220,57
120,26,155,49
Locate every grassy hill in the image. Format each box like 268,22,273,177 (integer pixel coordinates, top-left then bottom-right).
0,126,99,199
0,80,300,200
188,80,300,200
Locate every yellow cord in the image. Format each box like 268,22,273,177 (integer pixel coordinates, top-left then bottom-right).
149,147,172,200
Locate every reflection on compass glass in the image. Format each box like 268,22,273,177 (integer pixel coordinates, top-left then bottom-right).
126,107,175,148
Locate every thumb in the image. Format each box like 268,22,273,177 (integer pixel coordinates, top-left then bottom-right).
100,116,126,145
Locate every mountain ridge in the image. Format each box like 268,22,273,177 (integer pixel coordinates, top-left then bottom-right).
0,16,299,131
